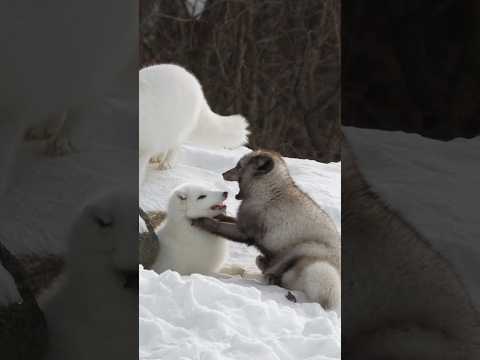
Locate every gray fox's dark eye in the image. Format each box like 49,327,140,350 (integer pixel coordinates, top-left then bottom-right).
197,195,207,200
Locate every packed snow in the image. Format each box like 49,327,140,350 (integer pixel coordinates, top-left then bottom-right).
343,126,480,311
139,145,341,360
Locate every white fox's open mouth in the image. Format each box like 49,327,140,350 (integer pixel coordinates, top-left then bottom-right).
210,203,226,210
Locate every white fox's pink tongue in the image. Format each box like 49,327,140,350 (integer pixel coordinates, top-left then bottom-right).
211,203,226,210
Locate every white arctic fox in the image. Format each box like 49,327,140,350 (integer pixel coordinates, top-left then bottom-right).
139,64,250,186
42,189,138,360
152,183,229,276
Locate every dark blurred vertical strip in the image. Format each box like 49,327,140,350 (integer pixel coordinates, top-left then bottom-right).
0,1,138,359
342,1,480,359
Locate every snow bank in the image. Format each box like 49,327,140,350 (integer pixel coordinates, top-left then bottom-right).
140,145,341,359
140,269,340,360
343,126,480,311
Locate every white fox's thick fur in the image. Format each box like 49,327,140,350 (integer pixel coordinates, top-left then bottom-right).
152,183,229,275
282,260,341,311
42,189,137,360
139,64,249,186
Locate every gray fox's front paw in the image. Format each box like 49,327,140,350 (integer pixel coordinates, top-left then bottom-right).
191,217,219,232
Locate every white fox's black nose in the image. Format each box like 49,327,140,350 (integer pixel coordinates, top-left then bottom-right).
223,192,228,199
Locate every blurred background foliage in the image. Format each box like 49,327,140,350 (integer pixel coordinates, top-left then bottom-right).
343,1,480,140
140,0,341,162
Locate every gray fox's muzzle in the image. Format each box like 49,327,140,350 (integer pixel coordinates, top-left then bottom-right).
223,168,240,181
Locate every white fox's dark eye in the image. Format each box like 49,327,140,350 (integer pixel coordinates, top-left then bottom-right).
96,217,113,228
197,195,207,200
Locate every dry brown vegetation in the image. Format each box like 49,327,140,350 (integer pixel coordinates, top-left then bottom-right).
140,0,340,162
343,1,480,140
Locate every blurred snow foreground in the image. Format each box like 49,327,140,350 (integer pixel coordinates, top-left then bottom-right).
343,127,480,312
139,145,341,360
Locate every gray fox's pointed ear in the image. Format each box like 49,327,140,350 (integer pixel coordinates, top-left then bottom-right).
176,192,187,201
253,154,274,175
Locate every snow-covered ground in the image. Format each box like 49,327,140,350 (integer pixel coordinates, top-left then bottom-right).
139,145,341,360
139,8,341,355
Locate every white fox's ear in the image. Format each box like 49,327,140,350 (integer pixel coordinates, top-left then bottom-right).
85,203,114,227
176,192,187,201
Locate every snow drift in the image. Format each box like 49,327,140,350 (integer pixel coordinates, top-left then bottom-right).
139,145,341,360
